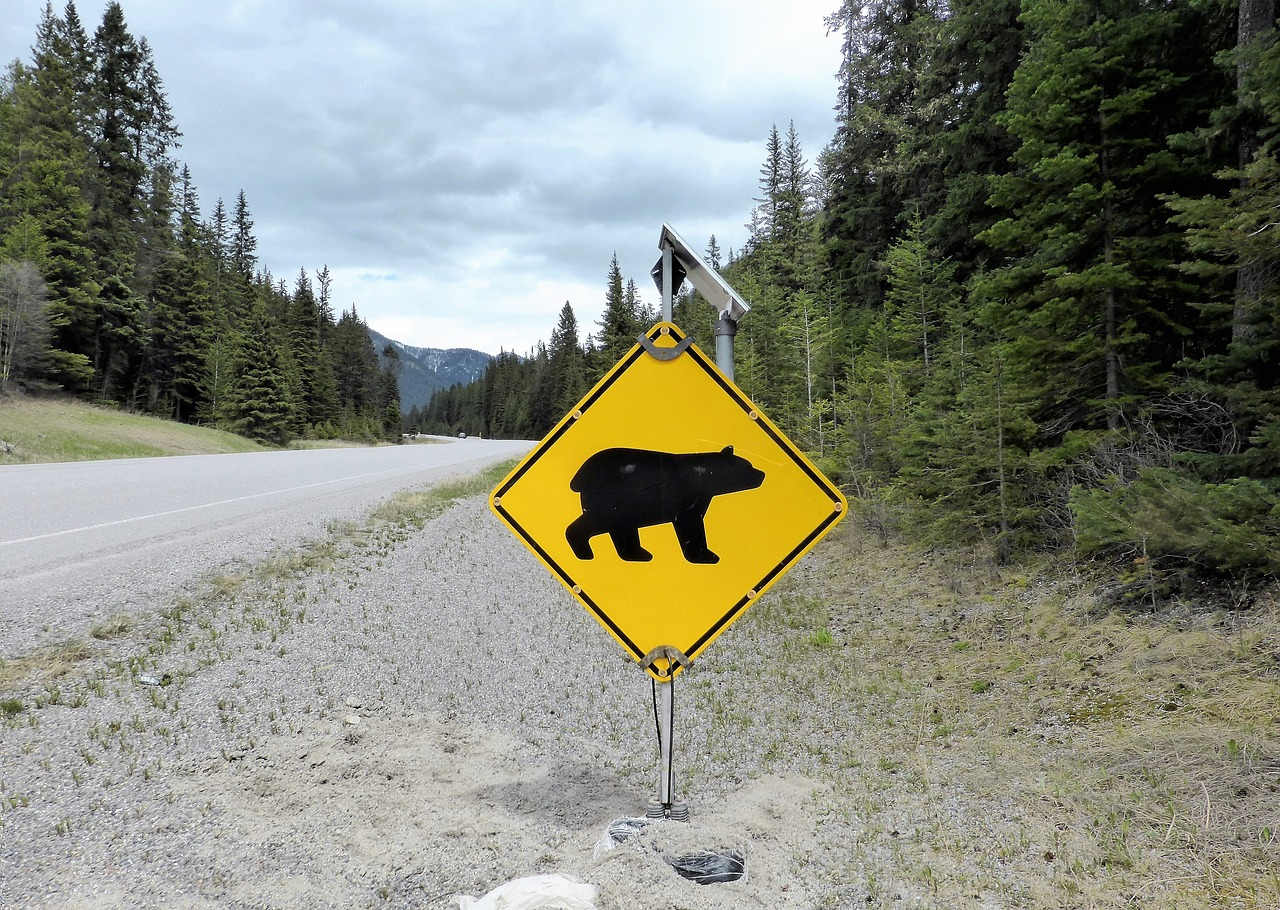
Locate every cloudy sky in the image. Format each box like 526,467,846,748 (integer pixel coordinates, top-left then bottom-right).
3,1,843,355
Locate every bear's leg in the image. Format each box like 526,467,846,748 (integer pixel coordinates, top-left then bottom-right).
673,502,718,564
565,514,597,560
609,526,653,562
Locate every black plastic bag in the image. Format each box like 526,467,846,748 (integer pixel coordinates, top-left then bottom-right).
665,849,747,885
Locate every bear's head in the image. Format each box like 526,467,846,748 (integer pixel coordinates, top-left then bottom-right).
704,445,765,494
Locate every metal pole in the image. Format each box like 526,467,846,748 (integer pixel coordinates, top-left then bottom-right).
657,679,673,806
714,310,738,380
661,244,674,323
647,673,688,821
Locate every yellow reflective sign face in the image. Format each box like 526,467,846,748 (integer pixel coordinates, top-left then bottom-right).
489,322,846,679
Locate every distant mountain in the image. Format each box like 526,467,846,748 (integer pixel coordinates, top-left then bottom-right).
367,328,492,411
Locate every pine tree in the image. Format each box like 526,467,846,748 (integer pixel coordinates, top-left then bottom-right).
819,0,950,309
1165,6,1280,478
141,169,212,420
928,0,1023,268
208,197,228,274
525,342,556,438
314,263,334,344
85,2,182,398
1232,0,1278,343
231,189,257,278
594,253,643,377
979,0,1222,443
328,306,381,436
0,14,99,391
377,343,402,438
221,308,295,445
749,124,784,249
705,235,721,271
548,301,586,417
288,267,338,431
525,304,586,437
776,121,812,272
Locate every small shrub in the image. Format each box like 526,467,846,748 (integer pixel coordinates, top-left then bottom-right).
1070,467,1280,574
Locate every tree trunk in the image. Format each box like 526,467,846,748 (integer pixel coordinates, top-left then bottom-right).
994,356,1011,565
1099,106,1122,432
1234,0,1277,341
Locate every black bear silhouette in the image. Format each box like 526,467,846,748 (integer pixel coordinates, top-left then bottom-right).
565,446,765,563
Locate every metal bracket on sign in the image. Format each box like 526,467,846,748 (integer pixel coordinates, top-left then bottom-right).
642,645,691,679
638,332,693,361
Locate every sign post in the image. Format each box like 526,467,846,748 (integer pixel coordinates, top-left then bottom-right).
491,228,845,820
651,224,751,816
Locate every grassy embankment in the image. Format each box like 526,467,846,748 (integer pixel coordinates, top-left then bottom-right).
699,520,1280,908
0,395,402,464
0,395,266,463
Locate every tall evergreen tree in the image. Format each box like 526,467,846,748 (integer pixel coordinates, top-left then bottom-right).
221,307,295,445
594,253,643,377
288,267,338,431
819,0,950,309
137,165,212,419
231,189,257,278
527,303,585,436
83,3,179,398
0,11,98,390
377,343,402,437
979,0,1225,443
1232,0,1278,343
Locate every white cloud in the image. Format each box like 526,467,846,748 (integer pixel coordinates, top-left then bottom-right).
1,0,842,354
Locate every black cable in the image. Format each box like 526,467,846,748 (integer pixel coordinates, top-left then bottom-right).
651,677,661,746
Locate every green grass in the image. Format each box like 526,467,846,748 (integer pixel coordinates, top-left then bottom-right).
742,522,1280,908
0,395,266,464
369,460,515,528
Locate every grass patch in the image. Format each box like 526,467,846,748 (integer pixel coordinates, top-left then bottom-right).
89,614,134,641
771,521,1280,908
0,395,265,463
0,639,96,692
287,438,380,450
370,460,516,529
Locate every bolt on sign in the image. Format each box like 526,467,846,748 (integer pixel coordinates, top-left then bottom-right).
489,322,847,680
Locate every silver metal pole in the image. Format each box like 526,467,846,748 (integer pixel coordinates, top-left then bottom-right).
661,244,674,323
714,310,738,380
657,679,673,805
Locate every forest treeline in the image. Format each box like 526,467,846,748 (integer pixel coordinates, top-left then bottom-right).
0,2,401,444
415,0,1280,579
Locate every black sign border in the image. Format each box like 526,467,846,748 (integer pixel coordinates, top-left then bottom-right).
491,322,845,665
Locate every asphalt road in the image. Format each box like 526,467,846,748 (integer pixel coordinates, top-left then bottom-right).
0,438,532,658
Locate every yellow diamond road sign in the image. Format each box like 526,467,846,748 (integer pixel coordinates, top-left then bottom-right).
489,322,847,679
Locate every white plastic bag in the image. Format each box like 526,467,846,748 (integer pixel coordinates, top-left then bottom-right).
592,816,650,860
453,874,597,910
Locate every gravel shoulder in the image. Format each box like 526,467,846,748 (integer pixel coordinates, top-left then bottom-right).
1,468,1276,908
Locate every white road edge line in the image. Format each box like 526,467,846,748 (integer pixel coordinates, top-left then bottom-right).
1,468,402,547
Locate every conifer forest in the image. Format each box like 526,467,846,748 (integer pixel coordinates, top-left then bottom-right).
5,1,1280,578
0,2,402,446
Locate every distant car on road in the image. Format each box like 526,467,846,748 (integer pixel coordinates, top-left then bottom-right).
458,432,467,439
